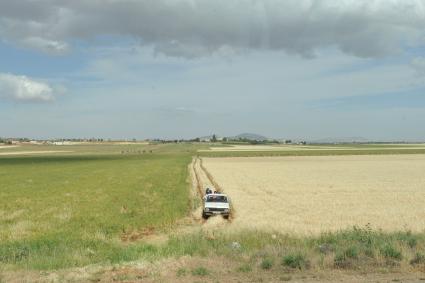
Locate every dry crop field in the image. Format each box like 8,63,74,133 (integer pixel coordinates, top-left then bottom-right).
201,154,425,235
199,144,425,152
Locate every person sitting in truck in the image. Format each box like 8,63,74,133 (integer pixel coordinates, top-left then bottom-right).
206,195,227,203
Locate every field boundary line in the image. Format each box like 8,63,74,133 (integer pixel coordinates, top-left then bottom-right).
192,157,204,198
199,158,223,192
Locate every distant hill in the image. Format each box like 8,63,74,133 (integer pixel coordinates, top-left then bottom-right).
232,133,268,141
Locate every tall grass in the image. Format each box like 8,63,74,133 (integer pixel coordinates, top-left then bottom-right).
0,145,195,269
171,228,424,271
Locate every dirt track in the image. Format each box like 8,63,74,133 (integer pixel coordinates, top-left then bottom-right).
191,157,231,229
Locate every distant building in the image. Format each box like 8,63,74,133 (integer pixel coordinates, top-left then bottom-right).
53,141,73,146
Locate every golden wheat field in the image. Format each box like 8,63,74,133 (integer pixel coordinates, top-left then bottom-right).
201,154,425,235
198,144,425,152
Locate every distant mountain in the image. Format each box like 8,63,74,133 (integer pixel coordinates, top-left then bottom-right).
310,137,370,143
232,133,268,141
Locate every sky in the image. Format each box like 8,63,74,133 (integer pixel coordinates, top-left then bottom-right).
1,0,425,141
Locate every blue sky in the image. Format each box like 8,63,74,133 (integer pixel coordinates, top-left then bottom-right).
1,0,425,141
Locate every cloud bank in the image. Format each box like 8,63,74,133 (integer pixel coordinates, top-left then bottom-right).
0,0,424,57
0,73,56,102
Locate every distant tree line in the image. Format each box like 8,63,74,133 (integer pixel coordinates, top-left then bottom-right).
150,135,285,145
150,138,202,143
223,137,280,145
0,137,26,144
0,138,12,144
0,135,311,145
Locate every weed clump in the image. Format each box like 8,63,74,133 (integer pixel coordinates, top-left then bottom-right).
260,258,273,270
400,232,417,248
334,246,359,268
282,254,309,269
191,266,209,276
380,244,402,260
344,246,359,259
237,264,252,272
176,268,187,277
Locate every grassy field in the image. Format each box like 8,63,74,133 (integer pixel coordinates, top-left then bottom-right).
1,142,425,281
0,143,197,269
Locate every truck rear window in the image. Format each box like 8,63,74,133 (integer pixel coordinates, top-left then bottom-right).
206,195,228,203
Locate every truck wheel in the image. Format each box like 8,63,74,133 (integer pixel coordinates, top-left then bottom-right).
202,213,209,219
223,215,229,220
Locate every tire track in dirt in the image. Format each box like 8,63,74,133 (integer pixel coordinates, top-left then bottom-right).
192,157,215,192
199,158,222,193
121,157,228,245
192,157,212,225
194,157,235,222
191,157,204,197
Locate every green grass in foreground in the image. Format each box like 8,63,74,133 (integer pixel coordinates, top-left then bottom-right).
0,144,196,269
159,227,425,269
2,225,425,271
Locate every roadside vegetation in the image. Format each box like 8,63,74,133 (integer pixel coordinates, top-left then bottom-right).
164,227,425,271
2,226,425,279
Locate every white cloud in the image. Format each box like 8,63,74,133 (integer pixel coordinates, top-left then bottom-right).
0,73,56,102
0,0,424,58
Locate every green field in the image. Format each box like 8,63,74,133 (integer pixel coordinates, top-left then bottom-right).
0,143,197,269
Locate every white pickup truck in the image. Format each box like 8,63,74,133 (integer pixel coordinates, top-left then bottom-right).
202,193,231,219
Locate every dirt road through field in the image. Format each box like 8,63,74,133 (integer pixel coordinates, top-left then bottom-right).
191,157,232,229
